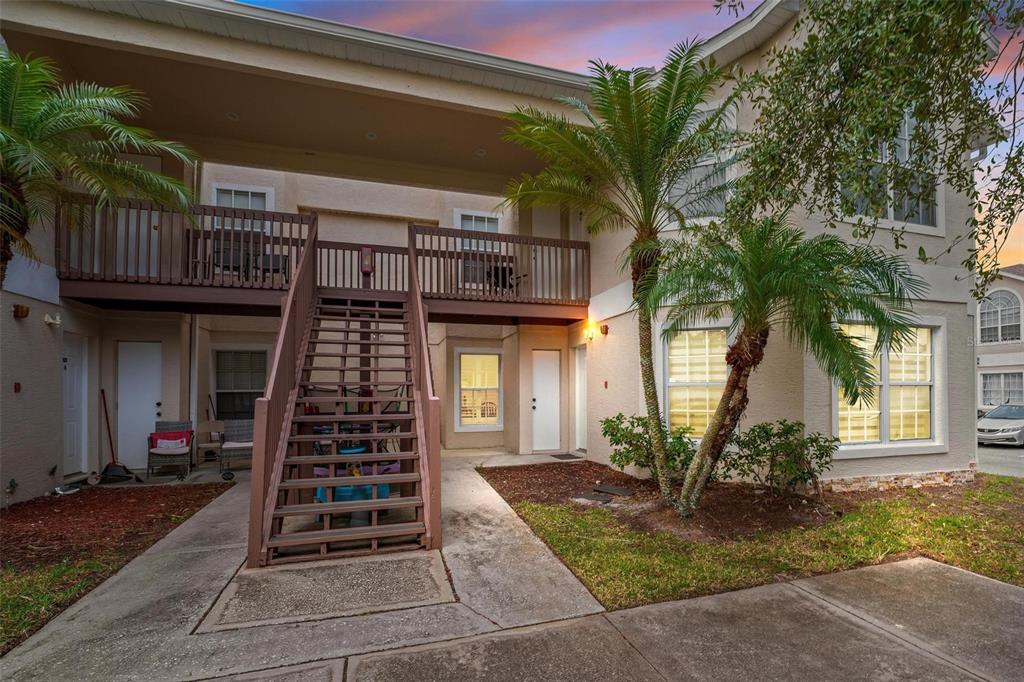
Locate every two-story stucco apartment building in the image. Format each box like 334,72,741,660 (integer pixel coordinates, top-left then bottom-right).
976,264,1024,413
0,0,980,566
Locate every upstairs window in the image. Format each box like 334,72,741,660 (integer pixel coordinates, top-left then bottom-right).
214,187,271,231
979,290,1022,343
843,113,937,228
455,210,500,286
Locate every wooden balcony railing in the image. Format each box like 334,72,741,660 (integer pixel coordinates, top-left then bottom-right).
248,218,319,568
317,240,408,292
56,195,314,290
410,224,589,305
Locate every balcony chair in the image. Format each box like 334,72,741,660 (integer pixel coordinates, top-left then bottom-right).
219,418,254,481
148,420,195,480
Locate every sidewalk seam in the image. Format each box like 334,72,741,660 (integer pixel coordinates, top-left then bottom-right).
600,613,670,682
788,582,992,681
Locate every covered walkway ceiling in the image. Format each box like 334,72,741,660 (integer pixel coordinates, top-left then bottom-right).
2,0,591,195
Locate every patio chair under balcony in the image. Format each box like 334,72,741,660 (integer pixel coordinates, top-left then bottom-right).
148,420,195,479
219,418,254,480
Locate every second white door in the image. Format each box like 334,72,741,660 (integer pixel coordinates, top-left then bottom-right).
531,349,560,451
62,333,88,475
116,342,162,470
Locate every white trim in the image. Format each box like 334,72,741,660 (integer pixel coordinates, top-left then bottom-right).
211,182,276,212
977,288,1022,345
453,208,501,232
831,315,949,459
209,344,273,420
453,347,503,433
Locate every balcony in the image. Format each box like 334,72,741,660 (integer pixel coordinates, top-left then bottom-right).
55,197,590,320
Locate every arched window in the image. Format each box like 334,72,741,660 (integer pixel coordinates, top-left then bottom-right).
979,290,1022,343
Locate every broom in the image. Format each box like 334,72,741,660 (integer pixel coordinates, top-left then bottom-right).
99,388,143,483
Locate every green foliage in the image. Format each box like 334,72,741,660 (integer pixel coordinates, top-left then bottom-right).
730,0,1021,292
646,215,927,405
719,420,838,495
515,474,1024,610
0,51,195,279
600,413,697,482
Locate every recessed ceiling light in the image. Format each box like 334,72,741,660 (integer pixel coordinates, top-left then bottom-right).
365,132,378,141
225,111,240,122
473,147,487,157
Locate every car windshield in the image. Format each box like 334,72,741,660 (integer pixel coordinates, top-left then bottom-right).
985,405,1024,420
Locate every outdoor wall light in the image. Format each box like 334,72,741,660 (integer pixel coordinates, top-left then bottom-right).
43,313,63,327
582,321,599,341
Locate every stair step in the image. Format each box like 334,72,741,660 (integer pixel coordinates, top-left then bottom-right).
312,327,411,336
301,381,413,387
314,312,408,322
296,396,414,403
316,302,407,312
273,496,423,517
306,339,410,346
284,451,419,464
267,522,426,548
278,472,420,489
305,352,412,359
302,365,411,373
292,413,414,423
289,432,416,442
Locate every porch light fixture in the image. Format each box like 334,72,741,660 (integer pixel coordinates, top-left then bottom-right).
224,111,240,122
582,320,599,342
473,147,487,157
365,132,378,141
360,247,375,275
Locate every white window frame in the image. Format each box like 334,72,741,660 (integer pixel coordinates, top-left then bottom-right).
660,318,732,436
210,344,272,420
831,316,947,459
980,371,1024,406
211,183,276,232
978,288,1022,345
454,209,502,289
453,347,503,433
672,100,735,227
840,113,945,237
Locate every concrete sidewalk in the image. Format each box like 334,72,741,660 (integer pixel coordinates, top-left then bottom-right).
3,458,1022,681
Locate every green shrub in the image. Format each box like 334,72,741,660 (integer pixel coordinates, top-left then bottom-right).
600,413,696,482
719,419,837,495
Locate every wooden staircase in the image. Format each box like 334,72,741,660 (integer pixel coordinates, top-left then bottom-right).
259,294,430,564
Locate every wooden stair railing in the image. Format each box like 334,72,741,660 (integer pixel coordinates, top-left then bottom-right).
248,218,319,568
408,229,442,549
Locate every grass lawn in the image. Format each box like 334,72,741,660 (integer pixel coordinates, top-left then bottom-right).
0,483,231,654
486,464,1024,611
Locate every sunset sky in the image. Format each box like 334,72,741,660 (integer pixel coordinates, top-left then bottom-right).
247,0,1022,266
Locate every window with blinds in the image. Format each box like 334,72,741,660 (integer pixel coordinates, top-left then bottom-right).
215,350,267,420
836,325,934,444
457,352,501,430
666,329,728,435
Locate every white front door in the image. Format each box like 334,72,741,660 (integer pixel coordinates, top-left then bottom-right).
117,342,162,469
531,349,561,451
62,333,88,475
575,346,587,451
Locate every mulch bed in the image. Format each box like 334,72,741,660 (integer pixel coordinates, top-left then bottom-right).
481,461,868,542
1,483,232,571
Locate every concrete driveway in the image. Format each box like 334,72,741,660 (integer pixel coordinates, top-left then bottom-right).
3,457,1022,681
977,444,1024,477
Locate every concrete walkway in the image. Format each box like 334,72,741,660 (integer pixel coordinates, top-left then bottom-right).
3,457,1022,681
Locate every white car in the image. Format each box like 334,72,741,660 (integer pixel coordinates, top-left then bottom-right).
977,404,1024,446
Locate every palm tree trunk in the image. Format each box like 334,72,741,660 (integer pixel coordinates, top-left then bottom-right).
632,234,673,502
677,326,769,515
638,305,673,499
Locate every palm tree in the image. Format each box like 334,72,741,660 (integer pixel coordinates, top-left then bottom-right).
0,51,195,285
503,41,737,501
646,215,927,514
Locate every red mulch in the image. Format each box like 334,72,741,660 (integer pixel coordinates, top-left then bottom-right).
479,461,844,542
0,484,231,571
